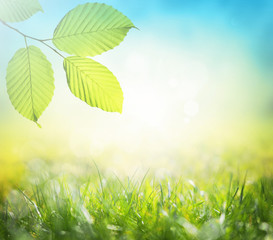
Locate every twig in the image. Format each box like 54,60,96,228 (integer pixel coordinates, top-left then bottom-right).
0,19,65,58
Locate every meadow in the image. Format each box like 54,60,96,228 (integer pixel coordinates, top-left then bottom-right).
0,164,273,240
0,126,273,240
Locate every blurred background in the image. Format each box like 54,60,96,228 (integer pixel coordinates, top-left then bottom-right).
0,0,273,187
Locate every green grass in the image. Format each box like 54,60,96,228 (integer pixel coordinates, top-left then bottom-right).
0,162,273,240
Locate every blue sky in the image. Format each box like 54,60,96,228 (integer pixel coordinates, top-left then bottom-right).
1,0,272,70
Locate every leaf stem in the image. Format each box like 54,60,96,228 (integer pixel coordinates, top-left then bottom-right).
40,41,65,58
0,19,65,58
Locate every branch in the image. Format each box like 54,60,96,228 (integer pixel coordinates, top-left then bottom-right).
0,19,65,58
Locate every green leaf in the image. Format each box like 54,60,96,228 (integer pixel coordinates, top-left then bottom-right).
53,3,135,57
0,0,43,23
63,56,123,113
6,46,55,125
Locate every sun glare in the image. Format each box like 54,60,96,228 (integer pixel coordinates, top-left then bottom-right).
184,100,199,117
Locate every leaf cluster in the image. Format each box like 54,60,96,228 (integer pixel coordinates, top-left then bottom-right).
0,0,135,126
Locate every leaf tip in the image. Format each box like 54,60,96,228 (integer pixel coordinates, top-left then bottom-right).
35,122,42,128
38,1,44,13
132,26,140,31
117,105,123,114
